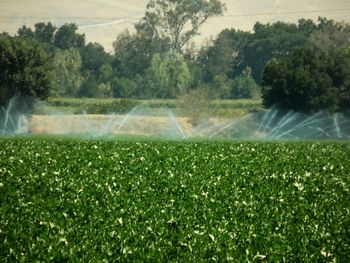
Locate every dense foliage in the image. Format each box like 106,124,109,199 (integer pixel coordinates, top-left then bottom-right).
0,138,349,261
262,46,350,113
142,52,191,98
0,34,53,111
16,22,115,99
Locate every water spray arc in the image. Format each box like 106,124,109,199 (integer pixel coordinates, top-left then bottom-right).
201,108,350,140
1,99,350,140
0,97,28,135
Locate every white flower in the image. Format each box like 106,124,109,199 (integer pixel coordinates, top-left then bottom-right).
320,248,332,257
209,234,215,242
293,182,304,191
253,254,266,260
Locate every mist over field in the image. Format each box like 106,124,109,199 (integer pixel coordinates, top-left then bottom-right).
1,0,350,52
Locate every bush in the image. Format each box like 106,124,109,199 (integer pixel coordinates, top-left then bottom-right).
177,88,211,125
231,67,261,99
111,77,139,98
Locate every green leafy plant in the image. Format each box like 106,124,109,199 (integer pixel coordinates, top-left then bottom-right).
0,138,349,261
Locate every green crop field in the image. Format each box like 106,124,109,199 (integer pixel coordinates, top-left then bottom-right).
0,137,349,261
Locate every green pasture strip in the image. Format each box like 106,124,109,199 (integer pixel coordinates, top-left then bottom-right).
0,138,349,261
37,98,263,117
210,99,263,109
47,98,262,109
48,98,118,106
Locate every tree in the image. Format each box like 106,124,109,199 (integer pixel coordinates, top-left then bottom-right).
78,74,98,98
231,67,260,99
198,29,250,82
211,74,232,99
112,0,224,81
80,43,113,73
34,22,56,44
17,22,57,44
310,19,350,50
111,77,139,98
145,0,226,52
262,46,350,113
17,26,34,38
143,52,190,98
54,23,85,50
331,48,350,111
178,87,211,125
235,21,310,83
52,48,82,97
0,34,53,110
113,28,170,78
297,18,318,37
96,82,113,98
98,63,114,83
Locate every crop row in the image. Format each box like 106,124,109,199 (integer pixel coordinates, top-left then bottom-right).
0,138,349,261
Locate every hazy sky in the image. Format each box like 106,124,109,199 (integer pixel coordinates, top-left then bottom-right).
1,0,350,52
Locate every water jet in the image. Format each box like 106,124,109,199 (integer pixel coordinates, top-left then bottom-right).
1,100,350,140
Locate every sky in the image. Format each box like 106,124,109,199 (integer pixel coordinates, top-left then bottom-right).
1,0,350,52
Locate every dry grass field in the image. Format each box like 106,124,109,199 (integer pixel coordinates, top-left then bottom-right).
1,0,350,52
28,114,237,138
29,114,194,136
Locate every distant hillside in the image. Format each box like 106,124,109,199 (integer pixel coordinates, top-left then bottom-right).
1,0,350,52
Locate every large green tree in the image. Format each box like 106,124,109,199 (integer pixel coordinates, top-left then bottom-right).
236,21,311,83
52,48,82,97
262,47,350,113
197,20,314,89
0,34,53,110
80,43,113,73
17,22,57,53
17,25,34,39
198,28,250,82
113,26,170,78
54,23,85,50
143,52,191,98
113,0,225,82
79,42,115,96
34,22,56,44
145,0,226,52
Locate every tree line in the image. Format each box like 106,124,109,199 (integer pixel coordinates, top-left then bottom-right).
1,0,350,113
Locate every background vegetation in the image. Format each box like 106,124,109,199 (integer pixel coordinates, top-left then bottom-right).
0,0,349,115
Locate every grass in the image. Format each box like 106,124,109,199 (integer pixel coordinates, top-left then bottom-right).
0,137,349,261
45,98,262,108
